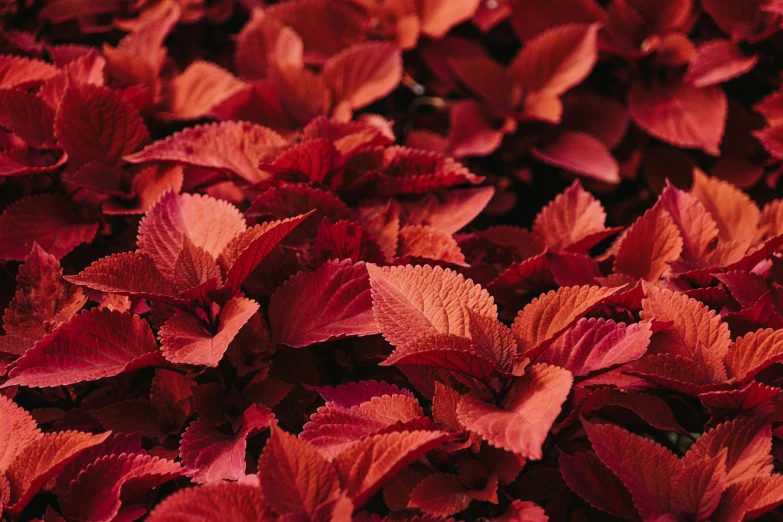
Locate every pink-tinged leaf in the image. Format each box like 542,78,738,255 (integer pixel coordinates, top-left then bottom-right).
659,182,719,262
512,285,620,357
491,500,549,522
623,353,715,395
702,0,778,41
333,430,452,508
381,333,498,382
419,0,481,38
691,169,760,243
173,238,222,292
698,381,780,421
103,164,185,216
538,318,651,376
323,42,403,112
0,194,98,261
264,138,341,184
398,225,468,266
0,146,67,177
312,219,384,264
712,475,783,522
532,180,608,251
5,308,160,387
54,83,150,167
685,417,772,487
218,212,313,296
307,380,413,408
64,252,177,302
235,9,303,79
408,473,472,516
457,363,572,459
300,393,429,459
59,453,182,522
672,449,727,521
0,89,55,147
447,100,505,158
583,421,681,519
257,426,342,519
6,430,111,516
641,284,730,380
509,23,600,122
714,271,769,309
684,40,757,87
147,483,273,522
560,388,684,434
3,244,86,341
165,61,248,120
402,187,495,235
628,82,726,155
0,55,58,89
559,451,639,520
0,396,40,472
137,191,246,281
269,259,377,348
367,264,497,349
532,131,620,183
160,297,259,367
546,251,600,287
725,328,783,382
180,404,273,483
124,121,288,183
468,310,519,373
265,0,366,64
613,206,683,281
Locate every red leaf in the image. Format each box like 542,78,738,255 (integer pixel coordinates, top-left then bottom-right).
137,191,246,281
583,421,681,519
0,89,56,147
301,393,429,459
532,180,609,251
702,0,777,41
613,205,683,281
725,328,783,382
684,417,772,486
54,83,150,167
257,425,343,519
269,259,377,348
180,404,273,483
165,61,248,120
447,99,505,158
491,500,549,522
509,23,600,122
419,0,481,38
672,449,727,520
124,121,288,183
457,363,572,459
713,475,783,522
623,353,715,395
397,225,468,266
64,252,177,302
512,285,620,357
0,396,40,473
0,194,98,261
5,308,160,387
6,430,111,516
659,181,720,262
538,318,651,376
684,40,757,87
308,380,414,408
333,430,452,507
147,483,273,522
408,473,472,517
0,55,58,89
160,297,259,367
235,9,303,80
3,244,86,341
691,169,760,243
264,138,342,184
368,264,497,349
401,187,495,235
559,451,639,520
59,453,182,522
218,212,313,296
531,130,620,183
323,42,403,113
628,82,726,156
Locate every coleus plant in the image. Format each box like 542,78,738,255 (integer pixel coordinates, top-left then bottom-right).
2,0,783,520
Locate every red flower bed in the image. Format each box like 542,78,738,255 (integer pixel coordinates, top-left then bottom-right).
1,0,783,520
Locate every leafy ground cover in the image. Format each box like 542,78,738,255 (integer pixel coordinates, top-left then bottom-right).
2,0,783,520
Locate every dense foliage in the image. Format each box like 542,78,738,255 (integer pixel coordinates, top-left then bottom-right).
2,0,783,520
